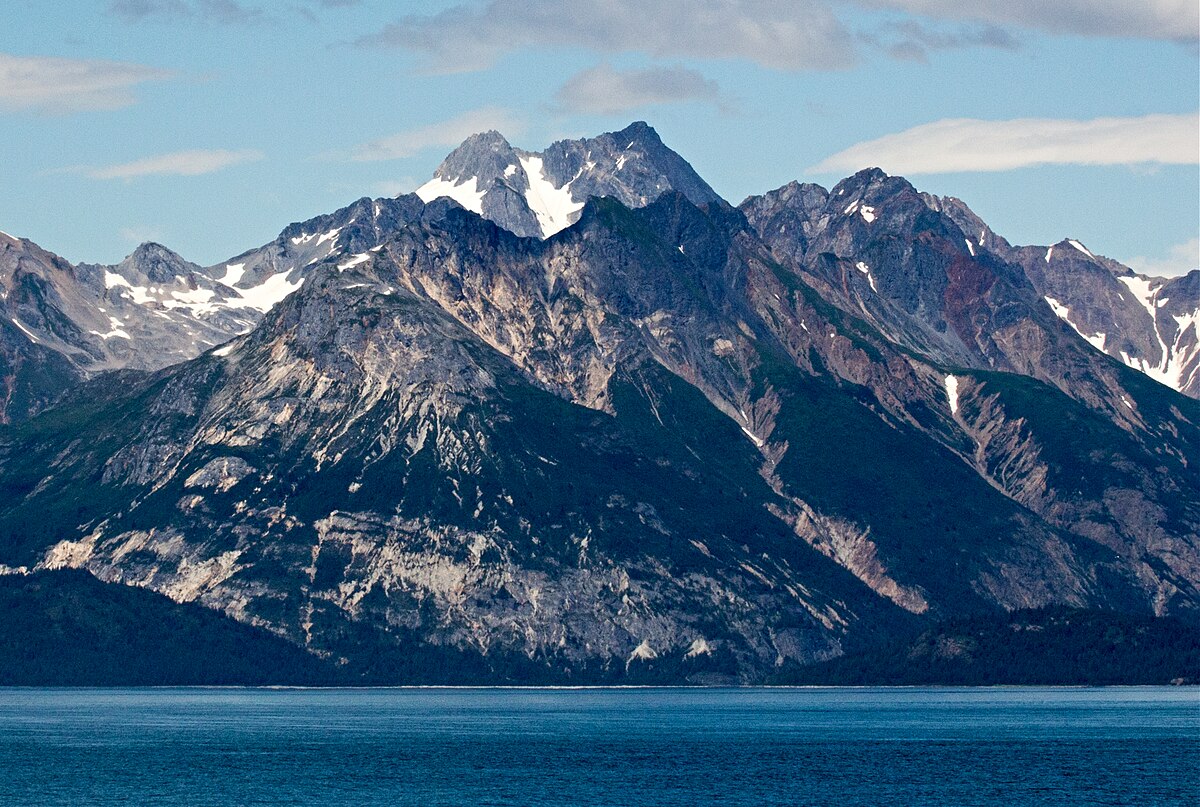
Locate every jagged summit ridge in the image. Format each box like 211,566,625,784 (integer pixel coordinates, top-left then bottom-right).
925,193,1199,396
416,121,723,239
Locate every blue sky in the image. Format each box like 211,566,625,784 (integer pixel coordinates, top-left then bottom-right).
1,0,1197,275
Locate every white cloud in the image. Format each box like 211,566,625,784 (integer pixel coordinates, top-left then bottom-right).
554,63,729,114
350,107,524,162
809,113,1200,174
0,53,172,114
1125,238,1200,278
87,149,263,179
860,0,1198,43
359,0,856,73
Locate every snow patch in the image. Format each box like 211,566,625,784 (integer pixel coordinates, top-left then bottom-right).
415,175,485,214
228,272,304,313
1117,275,1160,320
163,287,219,316
103,272,154,304
685,638,712,659
945,374,959,414
90,320,131,340
1044,295,1070,320
222,263,246,286
212,341,237,357
855,261,877,292
965,239,975,256
1044,246,1054,263
503,164,517,177
519,155,584,238
11,318,38,342
859,205,876,223
1067,239,1095,259
1044,296,1106,351
741,426,765,448
315,227,342,247
843,200,859,215
338,252,371,272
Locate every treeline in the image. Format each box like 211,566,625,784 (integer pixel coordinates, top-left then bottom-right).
3,571,1198,686
0,570,337,686
778,606,1200,686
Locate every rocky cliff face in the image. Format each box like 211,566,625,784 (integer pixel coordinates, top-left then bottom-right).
925,194,1199,398
0,124,1196,683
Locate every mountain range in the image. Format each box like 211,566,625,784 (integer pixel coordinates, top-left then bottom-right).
0,122,1196,683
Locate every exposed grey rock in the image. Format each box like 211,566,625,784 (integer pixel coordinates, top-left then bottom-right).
416,121,724,239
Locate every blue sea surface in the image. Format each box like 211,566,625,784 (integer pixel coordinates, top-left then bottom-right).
0,687,1195,805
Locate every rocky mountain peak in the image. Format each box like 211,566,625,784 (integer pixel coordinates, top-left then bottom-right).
119,242,200,285
920,194,1013,257
611,120,661,148
415,122,725,241
429,129,519,185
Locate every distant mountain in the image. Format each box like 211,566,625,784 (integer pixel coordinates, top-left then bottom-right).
0,199,430,423
416,121,723,238
0,122,1196,683
925,194,1199,398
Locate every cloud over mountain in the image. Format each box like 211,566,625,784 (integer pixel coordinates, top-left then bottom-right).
809,113,1200,174
553,64,729,115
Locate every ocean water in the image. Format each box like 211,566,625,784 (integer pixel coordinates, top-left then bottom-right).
0,687,1195,806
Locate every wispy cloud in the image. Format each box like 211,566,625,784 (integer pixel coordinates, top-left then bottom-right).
350,107,524,162
0,53,172,114
358,0,856,73
1125,238,1200,279
108,0,263,25
357,0,1196,76
859,0,1198,44
809,113,1200,174
86,149,263,180
863,20,1020,63
553,63,732,115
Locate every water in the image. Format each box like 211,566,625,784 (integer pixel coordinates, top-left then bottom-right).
0,687,1195,806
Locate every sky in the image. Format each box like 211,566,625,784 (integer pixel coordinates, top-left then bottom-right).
1,1,1197,276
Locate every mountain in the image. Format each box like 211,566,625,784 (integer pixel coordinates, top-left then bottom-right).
0,198,433,424
0,122,1196,683
416,121,723,239
924,194,1199,398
